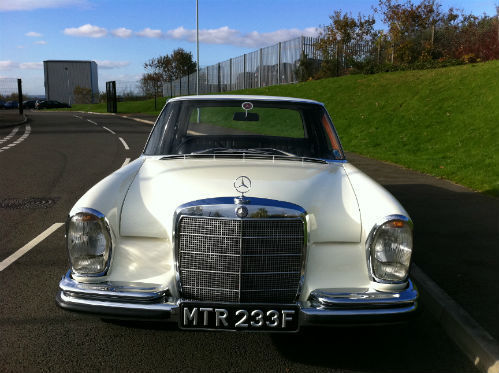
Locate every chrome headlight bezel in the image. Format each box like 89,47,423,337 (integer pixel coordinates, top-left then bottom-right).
66,207,113,277
365,214,413,284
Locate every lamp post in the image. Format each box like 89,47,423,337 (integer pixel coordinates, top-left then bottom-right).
196,0,199,96
64,67,71,105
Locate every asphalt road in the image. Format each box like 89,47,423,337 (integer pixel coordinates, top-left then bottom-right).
0,111,478,373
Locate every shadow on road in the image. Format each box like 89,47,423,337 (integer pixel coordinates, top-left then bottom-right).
271,305,475,372
384,183,499,342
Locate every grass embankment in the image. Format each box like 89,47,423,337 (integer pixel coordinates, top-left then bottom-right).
69,61,499,196
234,61,499,197
70,97,167,116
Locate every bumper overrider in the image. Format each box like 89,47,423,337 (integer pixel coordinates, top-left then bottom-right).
56,271,418,328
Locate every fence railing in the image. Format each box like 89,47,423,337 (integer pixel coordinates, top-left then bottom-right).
163,36,319,97
0,78,24,115
162,22,498,98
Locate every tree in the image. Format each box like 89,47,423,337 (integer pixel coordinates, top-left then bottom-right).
143,48,196,83
140,72,163,108
73,86,92,104
318,10,376,46
315,11,376,77
374,0,446,63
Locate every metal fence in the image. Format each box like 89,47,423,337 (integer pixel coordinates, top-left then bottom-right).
115,80,142,98
162,23,499,98
164,36,319,97
0,78,20,100
0,78,23,114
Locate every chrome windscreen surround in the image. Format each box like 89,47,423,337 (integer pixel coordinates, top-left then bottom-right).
173,197,308,304
66,207,114,278
365,214,414,285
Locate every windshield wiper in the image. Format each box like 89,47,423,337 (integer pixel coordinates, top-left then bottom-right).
191,148,297,156
160,152,328,164
247,148,297,156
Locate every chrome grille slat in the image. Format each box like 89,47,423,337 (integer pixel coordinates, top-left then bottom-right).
178,216,304,304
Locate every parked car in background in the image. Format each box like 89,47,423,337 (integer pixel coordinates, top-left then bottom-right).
4,101,19,109
0,100,5,109
22,100,38,109
57,95,418,331
35,100,71,109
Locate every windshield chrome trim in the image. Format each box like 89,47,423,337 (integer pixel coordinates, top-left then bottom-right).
167,95,324,106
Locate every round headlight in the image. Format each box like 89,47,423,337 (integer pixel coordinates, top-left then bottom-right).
368,216,413,283
67,208,112,275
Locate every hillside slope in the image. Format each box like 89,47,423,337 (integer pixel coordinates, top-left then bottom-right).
235,61,499,196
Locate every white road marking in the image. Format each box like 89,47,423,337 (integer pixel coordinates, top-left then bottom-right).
73,115,82,119
87,119,98,125
0,124,31,153
119,137,129,150
0,223,64,272
0,126,19,144
102,126,116,134
121,157,131,168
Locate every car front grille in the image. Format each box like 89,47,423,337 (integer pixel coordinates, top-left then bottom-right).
178,216,304,303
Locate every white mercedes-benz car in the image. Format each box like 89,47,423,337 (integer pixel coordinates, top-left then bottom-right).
57,95,418,331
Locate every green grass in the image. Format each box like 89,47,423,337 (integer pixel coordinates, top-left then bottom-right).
66,61,499,196
68,97,168,116
232,61,499,197
191,107,305,138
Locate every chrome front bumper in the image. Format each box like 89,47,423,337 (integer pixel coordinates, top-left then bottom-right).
56,271,418,325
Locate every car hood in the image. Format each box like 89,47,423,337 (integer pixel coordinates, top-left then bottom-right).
120,157,361,243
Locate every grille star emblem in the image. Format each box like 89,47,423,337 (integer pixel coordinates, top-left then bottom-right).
234,176,251,195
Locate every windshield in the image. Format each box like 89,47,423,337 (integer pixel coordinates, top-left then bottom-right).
144,99,344,161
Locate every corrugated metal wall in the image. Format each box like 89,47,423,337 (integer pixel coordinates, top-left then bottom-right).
44,61,99,104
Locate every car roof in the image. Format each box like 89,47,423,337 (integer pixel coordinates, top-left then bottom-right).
167,95,324,106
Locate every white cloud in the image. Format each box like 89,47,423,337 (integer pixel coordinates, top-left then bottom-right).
0,0,88,11
164,26,320,48
0,61,43,70
26,31,42,37
17,45,25,49
111,27,133,38
97,60,130,69
61,23,319,48
64,24,107,38
136,27,162,38
34,40,47,45
20,62,43,69
0,61,19,70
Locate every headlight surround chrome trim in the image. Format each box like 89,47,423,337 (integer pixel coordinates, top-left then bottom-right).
66,207,113,278
365,214,413,284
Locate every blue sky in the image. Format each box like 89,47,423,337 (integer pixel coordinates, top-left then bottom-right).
1,0,496,95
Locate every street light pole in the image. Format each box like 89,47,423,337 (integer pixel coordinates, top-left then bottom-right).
196,0,199,96
64,67,71,105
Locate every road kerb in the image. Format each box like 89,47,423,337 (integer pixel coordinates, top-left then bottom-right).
120,115,155,125
412,264,499,373
0,113,28,129
74,111,155,126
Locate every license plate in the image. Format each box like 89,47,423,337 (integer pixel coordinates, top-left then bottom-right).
179,303,299,331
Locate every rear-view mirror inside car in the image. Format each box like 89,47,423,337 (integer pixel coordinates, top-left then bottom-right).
233,112,259,121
